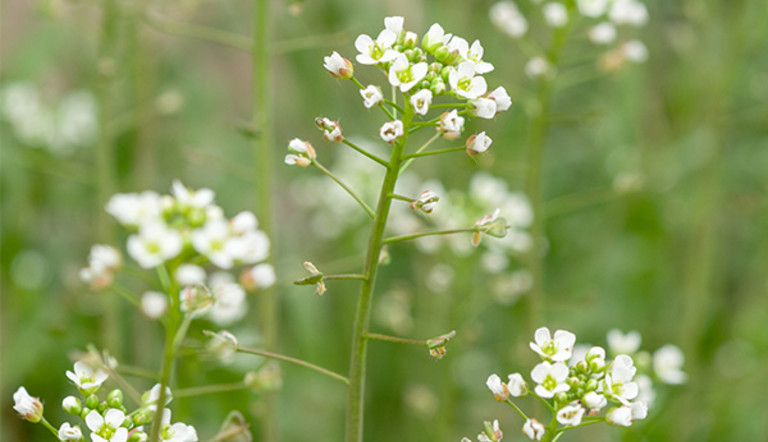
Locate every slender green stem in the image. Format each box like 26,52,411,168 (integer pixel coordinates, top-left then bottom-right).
341,139,388,167
402,146,464,160
364,333,425,346
523,2,576,331
428,103,467,109
237,347,349,385
345,103,414,442
533,392,556,413
252,1,279,438
143,13,252,51
324,274,367,281
350,76,365,89
174,382,246,398
505,398,529,421
117,364,159,380
382,228,477,245
149,265,181,442
110,284,142,309
103,365,143,405
312,160,375,218
40,417,59,438
390,193,414,203
399,132,441,175
382,99,405,114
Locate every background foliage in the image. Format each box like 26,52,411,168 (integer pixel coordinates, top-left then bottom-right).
2,0,768,440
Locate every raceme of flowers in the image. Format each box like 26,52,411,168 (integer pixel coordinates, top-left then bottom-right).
490,0,650,77
79,180,275,325
286,15,511,169
13,358,198,441
470,326,686,441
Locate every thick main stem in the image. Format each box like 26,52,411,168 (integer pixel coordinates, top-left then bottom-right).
523,5,574,329
345,104,414,442
252,0,278,439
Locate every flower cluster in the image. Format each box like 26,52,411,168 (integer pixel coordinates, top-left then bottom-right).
297,15,511,165
0,82,97,155
80,180,274,325
490,0,649,77
13,358,198,441
475,326,685,441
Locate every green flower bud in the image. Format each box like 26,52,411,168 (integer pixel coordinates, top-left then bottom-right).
85,394,100,410
80,407,92,420
62,396,82,415
434,46,450,63
108,389,124,408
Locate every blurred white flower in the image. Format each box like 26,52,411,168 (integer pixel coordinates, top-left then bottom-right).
490,2,528,38
543,2,569,28
607,329,642,354
127,221,182,268
240,263,276,291
106,191,163,227
653,344,687,384
141,291,168,320
208,281,248,325
622,40,649,63
525,57,552,80
175,264,206,286
384,16,404,35
577,0,610,17
588,22,617,45
609,0,648,27
172,180,214,209
606,406,632,426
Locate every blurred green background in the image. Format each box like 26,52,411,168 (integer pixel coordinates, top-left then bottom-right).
2,0,768,440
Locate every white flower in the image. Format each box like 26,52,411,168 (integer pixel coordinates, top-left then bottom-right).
631,401,648,420
529,327,576,362
141,291,168,319
323,51,354,79
127,222,183,269
449,62,487,99
66,361,108,395
604,373,639,405
466,132,493,155
556,402,585,426
410,89,433,116
175,264,206,286
471,98,497,119
610,354,638,382
490,2,528,38
635,374,656,408
622,40,649,63
577,0,610,17
315,117,343,142
384,16,404,35
106,191,163,227
240,263,276,291
544,3,569,28
86,409,128,442
525,57,552,80
588,22,617,44
230,211,258,235
522,418,545,440
380,120,404,143
191,220,235,268
172,180,214,209
145,383,173,407
422,23,452,51
360,85,383,108
285,138,316,167
583,391,607,410
448,37,494,74
58,422,83,440
437,110,464,139
160,409,198,441
507,373,528,397
606,406,633,426
355,30,398,65
487,86,511,112
653,344,687,384
486,374,509,401
607,329,642,355
530,361,570,398
80,244,122,290
208,282,247,325
609,0,648,27
388,54,428,92
13,387,43,423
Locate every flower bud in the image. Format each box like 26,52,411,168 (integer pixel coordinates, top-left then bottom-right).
404,31,418,48
12,387,43,423
240,264,276,292
80,407,92,421
410,190,439,214
426,330,456,360
108,389,124,408
486,374,509,401
323,51,354,79
62,395,82,415
179,285,215,316
244,362,283,392
128,431,149,442
314,117,344,142
554,391,569,404
466,131,493,155
507,373,528,397
85,394,100,410
132,409,153,426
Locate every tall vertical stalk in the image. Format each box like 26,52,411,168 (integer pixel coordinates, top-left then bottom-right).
345,104,415,442
96,0,120,357
523,4,575,329
252,0,278,439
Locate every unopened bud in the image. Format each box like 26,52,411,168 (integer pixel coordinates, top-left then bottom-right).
409,190,439,214
85,394,100,410
107,389,123,408
62,395,82,415
179,285,214,316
